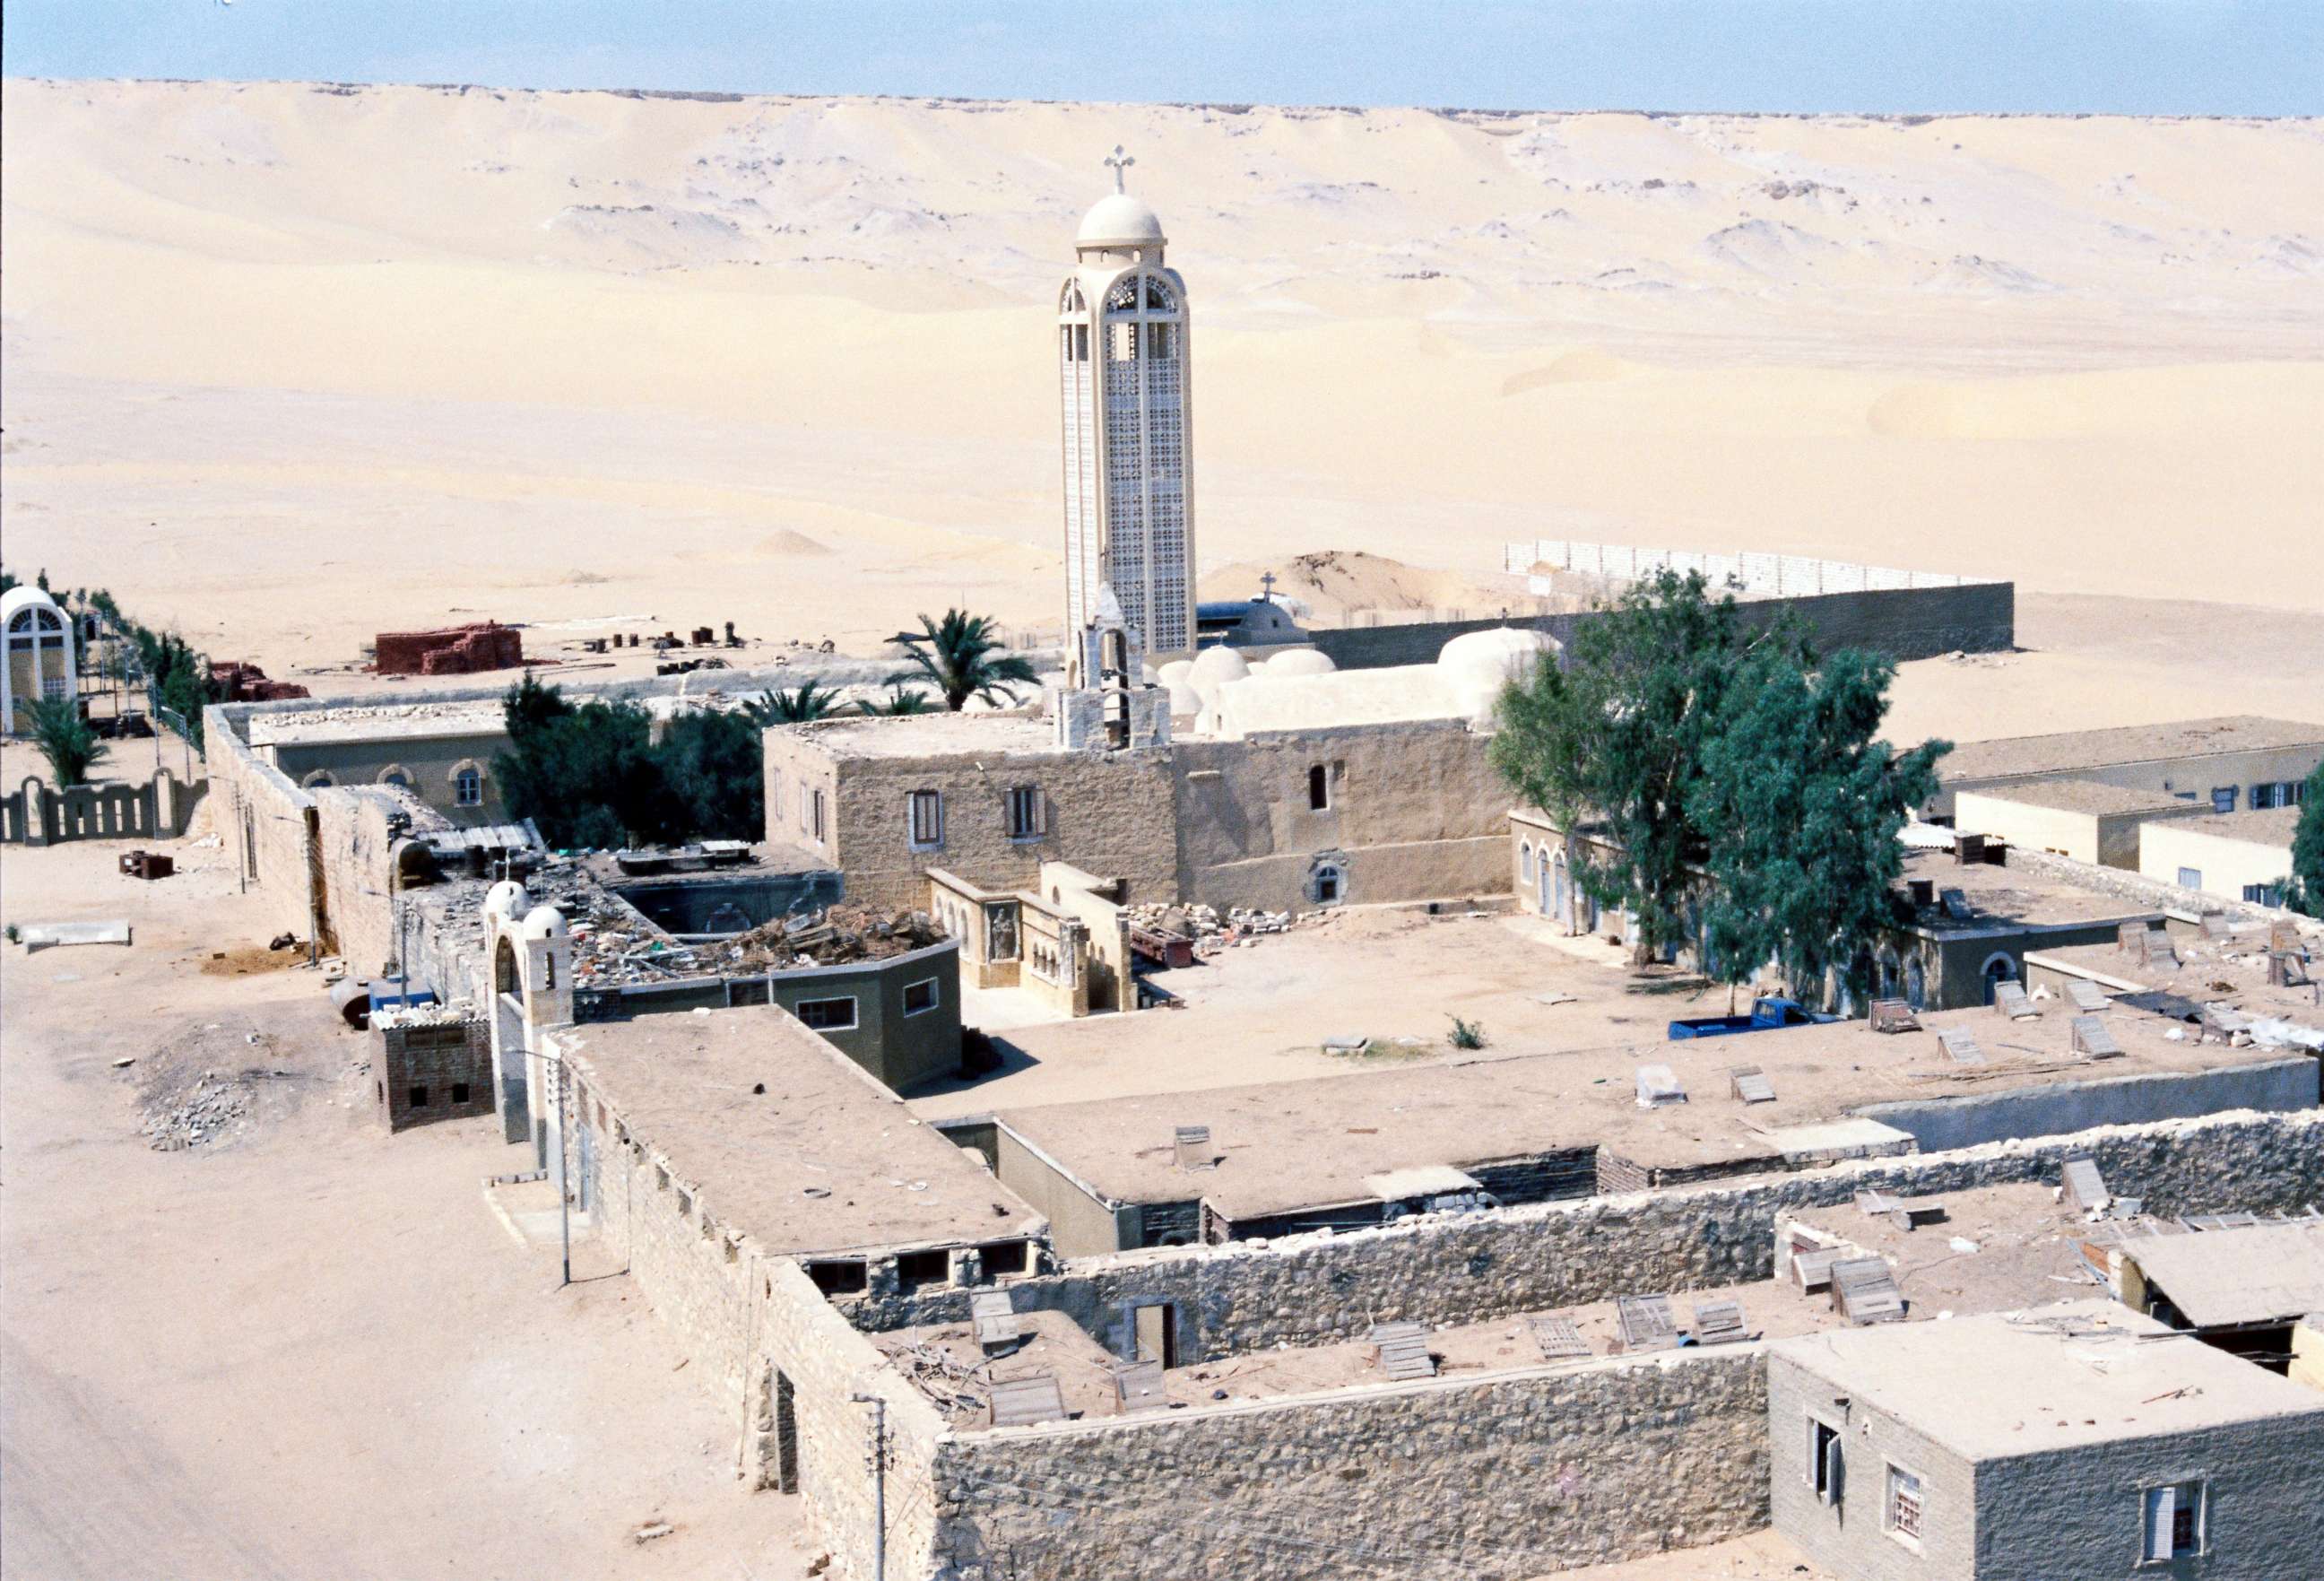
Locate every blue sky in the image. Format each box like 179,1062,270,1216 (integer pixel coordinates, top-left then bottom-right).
4,2,2318,117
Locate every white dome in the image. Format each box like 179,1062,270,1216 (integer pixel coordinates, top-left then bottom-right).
483,880,533,922
1078,193,1166,249
1186,645,1251,706
520,904,568,942
1437,627,1559,725
1157,658,1194,689
2,586,64,628
1166,682,1202,716
1263,648,1337,677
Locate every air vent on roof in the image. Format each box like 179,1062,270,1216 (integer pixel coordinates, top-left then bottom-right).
1369,1320,1437,1380
1829,1257,1906,1325
2066,978,2110,1012
971,1289,1028,1357
1908,879,1936,908
988,1372,1068,1428
1938,1028,1986,1065
2070,1014,2123,1059
1955,833,1986,866
1529,1314,1590,1360
1940,888,1973,922
1730,1064,1776,1104
1635,1065,1687,1108
1691,1299,1747,1346
1615,1293,1679,1352
2061,1155,2111,1214
1869,999,1921,1034
1174,1125,1215,1170
1112,1359,1166,1412
1992,981,2039,1021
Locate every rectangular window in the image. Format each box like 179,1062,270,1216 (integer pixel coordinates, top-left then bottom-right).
799,783,811,832
908,788,944,848
1146,322,1174,359
451,1082,470,1104
1110,321,1135,361
804,1259,868,1297
1006,786,1045,840
1073,324,1089,361
1885,1464,1924,1547
2211,786,2238,813
894,1248,950,1294
793,995,858,1032
977,1239,1030,1277
1808,1418,1843,1506
1307,763,1331,811
2244,882,2283,907
2143,1481,2205,1562
902,977,939,1017
408,1085,429,1108
2178,866,2204,890
811,787,826,842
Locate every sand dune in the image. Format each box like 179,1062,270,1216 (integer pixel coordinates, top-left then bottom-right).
2,81,2319,735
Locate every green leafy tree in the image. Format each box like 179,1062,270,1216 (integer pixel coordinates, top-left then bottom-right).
2286,763,2324,917
741,679,850,725
656,710,766,842
24,696,105,787
1489,569,1745,966
1693,644,1949,1004
901,610,1039,712
494,679,765,847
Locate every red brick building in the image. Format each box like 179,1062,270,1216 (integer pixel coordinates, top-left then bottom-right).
375,622,525,677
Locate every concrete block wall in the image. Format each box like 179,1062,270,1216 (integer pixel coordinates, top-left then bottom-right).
932,1346,1769,1581
851,1110,2324,1363
1769,1349,1977,1581
374,1017,492,1132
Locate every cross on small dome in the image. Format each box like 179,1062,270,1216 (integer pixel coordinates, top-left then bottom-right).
1104,145,1134,194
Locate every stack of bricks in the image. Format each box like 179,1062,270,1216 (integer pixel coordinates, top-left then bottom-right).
210,661,310,702
375,622,525,677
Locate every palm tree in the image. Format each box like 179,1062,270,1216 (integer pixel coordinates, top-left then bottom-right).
25,695,105,787
901,610,1039,712
741,679,850,725
861,683,935,716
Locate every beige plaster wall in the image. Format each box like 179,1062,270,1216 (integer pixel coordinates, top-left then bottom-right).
2138,819,2299,903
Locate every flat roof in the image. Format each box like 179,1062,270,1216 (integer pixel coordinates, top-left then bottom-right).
783,712,1077,761
987,1000,2296,1219
1896,848,2155,932
1942,717,2324,786
2124,1222,2324,1328
1771,1299,2324,1458
2026,937,2324,1038
1956,778,2200,818
248,704,507,748
551,1005,1044,1257
2156,805,2302,849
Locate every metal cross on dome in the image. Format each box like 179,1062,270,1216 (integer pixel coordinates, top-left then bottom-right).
1104,145,1134,193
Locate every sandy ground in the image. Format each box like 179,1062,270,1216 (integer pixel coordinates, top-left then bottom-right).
1533,1531,1830,1580
0,826,815,1580
3,83,2320,751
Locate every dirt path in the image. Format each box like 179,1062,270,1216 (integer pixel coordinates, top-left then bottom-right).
1,832,813,1579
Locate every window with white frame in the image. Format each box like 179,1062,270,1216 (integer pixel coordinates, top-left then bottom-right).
1884,1463,1924,1547
902,977,939,1016
454,764,483,806
1807,1416,1843,1507
2178,866,2204,891
908,789,943,849
1005,785,1045,841
2142,1480,2205,1563
792,995,857,1032
2210,786,2238,814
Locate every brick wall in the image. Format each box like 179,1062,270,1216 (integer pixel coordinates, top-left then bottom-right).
852,1109,2324,1363
375,1016,492,1132
375,622,524,676
932,1346,1769,1580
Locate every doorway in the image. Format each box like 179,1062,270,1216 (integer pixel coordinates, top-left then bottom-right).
1132,1301,1178,1369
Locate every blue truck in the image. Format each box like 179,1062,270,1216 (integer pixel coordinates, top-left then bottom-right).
1666,995,1836,1041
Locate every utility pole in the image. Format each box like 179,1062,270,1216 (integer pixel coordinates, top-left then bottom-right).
548,1047,572,1287
850,1393,888,1581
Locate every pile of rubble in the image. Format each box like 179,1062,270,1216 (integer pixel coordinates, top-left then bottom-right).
129,1013,345,1151
726,905,946,973
1125,901,1304,946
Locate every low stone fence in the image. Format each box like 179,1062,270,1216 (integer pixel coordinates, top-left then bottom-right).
933,1345,1768,1581
849,1108,2324,1363
2,768,203,845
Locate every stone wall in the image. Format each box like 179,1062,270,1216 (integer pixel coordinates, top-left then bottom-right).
932,1346,1769,1581
1306,580,2015,673
1171,720,1508,912
374,1015,492,1132
851,1109,2324,1363
204,705,322,943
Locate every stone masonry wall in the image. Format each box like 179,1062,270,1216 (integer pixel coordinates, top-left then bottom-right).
932,1346,1769,1581
851,1109,2324,1362
1305,580,2015,673
204,705,320,943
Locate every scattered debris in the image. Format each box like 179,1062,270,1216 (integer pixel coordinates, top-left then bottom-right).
630,1521,673,1544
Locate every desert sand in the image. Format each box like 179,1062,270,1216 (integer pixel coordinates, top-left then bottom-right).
4,81,2320,743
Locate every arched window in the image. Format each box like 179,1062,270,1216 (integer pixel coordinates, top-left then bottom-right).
1981,952,2018,1005
300,770,335,789
1307,764,1330,811
1144,275,1177,312
1905,956,1927,1012
452,762,484,807
377,765,414,790
494,936,518,996
1520,842,1536,884
1105,276,1140,313
1877,948,1902,1002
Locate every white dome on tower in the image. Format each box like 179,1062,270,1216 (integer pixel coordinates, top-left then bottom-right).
483,880,533,922
1077,193,1166,250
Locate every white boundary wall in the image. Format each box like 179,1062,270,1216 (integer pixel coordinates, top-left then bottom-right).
1505,540,1996,596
